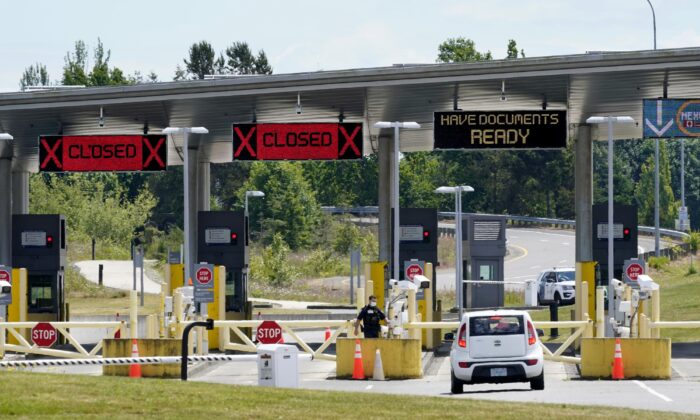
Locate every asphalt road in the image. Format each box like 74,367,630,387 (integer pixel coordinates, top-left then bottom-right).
190,354,700,415
436,227,672,292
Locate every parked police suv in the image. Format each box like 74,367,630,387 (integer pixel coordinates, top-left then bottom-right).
449,310,544,393
536,267,576,306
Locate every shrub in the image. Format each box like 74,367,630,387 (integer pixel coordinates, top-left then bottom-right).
648,256,670,270
684,231,700,254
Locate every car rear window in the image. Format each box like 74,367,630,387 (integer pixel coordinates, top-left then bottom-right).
469,315,524,336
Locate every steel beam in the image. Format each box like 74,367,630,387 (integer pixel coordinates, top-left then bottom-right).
575,125,593,262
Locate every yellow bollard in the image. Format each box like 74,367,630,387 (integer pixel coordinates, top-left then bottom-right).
652,289,661,339
0,317,4,359
596,287,605,338
407,289,419,340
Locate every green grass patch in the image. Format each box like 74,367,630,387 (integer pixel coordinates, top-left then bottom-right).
0,372,688,419
650,255,700,342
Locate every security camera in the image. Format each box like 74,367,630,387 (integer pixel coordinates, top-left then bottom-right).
295,103,302,115
98,117,105,128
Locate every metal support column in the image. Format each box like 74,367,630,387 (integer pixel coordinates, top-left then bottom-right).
197,161,210,212
377,135,392,268
185,143,199,283
575,125,593,262
0,157,11,266
12,170,29,215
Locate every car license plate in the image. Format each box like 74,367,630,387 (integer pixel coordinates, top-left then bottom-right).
490,368,507,377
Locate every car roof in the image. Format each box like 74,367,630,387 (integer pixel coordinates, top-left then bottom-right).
461,309,530,322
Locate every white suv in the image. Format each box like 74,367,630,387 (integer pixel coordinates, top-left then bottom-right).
536,268,576,306
449,310,544,393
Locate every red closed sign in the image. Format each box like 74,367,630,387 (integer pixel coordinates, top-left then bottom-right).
0,269,10,284
256,320,283,344
32,323,58,347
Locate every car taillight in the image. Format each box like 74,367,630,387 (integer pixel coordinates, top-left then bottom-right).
458,362,471,368
527,321,536,346
525,359,539,366
458,324,467,348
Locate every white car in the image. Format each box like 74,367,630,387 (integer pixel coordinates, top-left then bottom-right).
536,268,576,306
449,310,544,393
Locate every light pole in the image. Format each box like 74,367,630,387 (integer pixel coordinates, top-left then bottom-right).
245,191,265,218
374,121,421,282
435,185,474,315
162,127,208,289
586,116,634,337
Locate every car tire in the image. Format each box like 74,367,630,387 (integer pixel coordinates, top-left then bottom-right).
553,293,562,307
451,370,464,394
530,372,545,390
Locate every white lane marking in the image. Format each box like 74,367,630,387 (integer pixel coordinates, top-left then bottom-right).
365,384,373,390
634,380,672,402
540,239,549,242
558,259,568,264
510,229,574,238
529,265,541,269
562,242,570,246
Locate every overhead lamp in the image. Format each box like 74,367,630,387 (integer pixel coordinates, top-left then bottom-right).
0,133,13,140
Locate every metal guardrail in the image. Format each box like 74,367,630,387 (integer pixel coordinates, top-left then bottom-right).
322,206,690,241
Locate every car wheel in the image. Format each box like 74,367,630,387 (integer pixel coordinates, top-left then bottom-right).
530,372,545,390
553,293,562,307
451,370,464,394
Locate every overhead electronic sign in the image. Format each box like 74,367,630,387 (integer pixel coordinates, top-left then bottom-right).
433,110,567,150
39,135,167,172
643,98,700,138
232,122,363,160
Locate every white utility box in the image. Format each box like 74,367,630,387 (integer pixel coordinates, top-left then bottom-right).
524,280,538,307
257,344,299,388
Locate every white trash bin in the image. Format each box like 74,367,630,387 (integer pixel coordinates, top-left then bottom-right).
257,344,299,388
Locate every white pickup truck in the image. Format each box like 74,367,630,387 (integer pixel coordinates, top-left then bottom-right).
536,267,576,306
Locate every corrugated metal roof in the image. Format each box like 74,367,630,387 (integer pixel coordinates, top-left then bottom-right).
2,47,700,172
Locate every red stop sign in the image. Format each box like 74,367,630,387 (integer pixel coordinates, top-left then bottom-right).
257,320,283,344
626,263,644,281
196,267,213,285
32,322,58,347
0,270,10,284
405,264,423,280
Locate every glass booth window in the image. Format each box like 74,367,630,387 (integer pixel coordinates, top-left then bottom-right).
28,275,55,313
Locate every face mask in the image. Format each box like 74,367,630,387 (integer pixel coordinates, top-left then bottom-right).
369,301,377,307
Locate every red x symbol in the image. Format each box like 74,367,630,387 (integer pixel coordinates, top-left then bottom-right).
40,138,62,169
234,126,256,158
143,137,165,168
338,125,361,157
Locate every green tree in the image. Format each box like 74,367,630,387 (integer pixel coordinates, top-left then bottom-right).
184,41,216,79
635,142,677,226
223,42,272,75
19,63,50,90
241,162,321,249
506,39,525,59
437,37,492,63
62,39,131,87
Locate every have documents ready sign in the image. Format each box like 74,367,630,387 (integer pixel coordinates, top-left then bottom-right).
433,111,567,150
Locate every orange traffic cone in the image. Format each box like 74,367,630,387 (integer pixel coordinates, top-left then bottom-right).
324,327,332,342
129,339,142,378
612,338,624,380
352,339,365,380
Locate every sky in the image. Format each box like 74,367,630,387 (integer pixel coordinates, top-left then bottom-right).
1,0,700,92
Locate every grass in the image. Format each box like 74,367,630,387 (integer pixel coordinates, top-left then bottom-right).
648,254,700,342
0,372,690,419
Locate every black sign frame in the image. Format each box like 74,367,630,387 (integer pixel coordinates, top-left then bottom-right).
433,110,567,150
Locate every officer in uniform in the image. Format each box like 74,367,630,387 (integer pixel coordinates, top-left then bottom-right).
354,295,386,338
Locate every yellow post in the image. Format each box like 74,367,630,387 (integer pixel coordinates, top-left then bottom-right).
130,290,138,339
159,291,166,338
167,263,185,295
0,317,4,359
596,287,605,338
575,261,596,322
8,268,27,344
367,261,387,310
365,280,373,306
421,263,434,349
652,289,660,339
204,265,226,350
407,289,418,340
